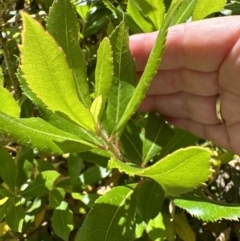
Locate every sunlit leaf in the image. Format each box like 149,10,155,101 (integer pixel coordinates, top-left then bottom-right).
174,189,240,221
106,19,136,134
5,201,25,232
77,185,137,241
171,0,198,25
95,37,113,111
127,0,153,32
52,201,73,241
116,0,183,133
137,180,165,223
49,188,66,208
192,0,227,20
47,0,91,107
0,112,95,154
0,87,20,117
21,170,60,197
20,12,95,131
109,147,211,196
90,95,103,124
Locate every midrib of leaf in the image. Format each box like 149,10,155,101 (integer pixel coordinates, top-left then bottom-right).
144,155,196,177
123,132,142,160
30,26,79,123
174,0,196,24
104,188,134,240
23,172,59,195
161,131,188,156
0,113,81,143
143,121,163,163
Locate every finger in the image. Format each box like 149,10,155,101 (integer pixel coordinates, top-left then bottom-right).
130,16,240,72
219,38,240,95
144,68,219,96
140,93,219,124
164,116,233,153
221,92,240,126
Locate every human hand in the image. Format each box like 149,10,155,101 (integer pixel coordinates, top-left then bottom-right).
130,16,240,155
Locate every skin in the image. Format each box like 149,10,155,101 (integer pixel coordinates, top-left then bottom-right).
129,16,240,155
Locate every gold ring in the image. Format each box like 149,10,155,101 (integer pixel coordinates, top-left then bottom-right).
216,96,224,124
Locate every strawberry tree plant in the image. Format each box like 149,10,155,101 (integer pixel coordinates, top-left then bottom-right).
0,0,239,240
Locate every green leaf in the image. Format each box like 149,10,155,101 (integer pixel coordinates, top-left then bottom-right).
0,112,95,154
116,0,183,133
159,129,198,158
41,110,105,147
21,170,60,197
20,12,95,131
109,147,211,196
95,37,113,110
16,147,34,188
90,95,103,124
0,200,10,222
0,185,14,198
77,185,137,241
120,120,142,164
138,0,165,30
68,154,83,186
174,189,240,221
0,147,17,192
137,180,165,223
142,114,174,164
192,0,227,20
5,201,25,232
35,159,55,173
47,0,91,108
52,201,73,241
127,0,153,32
78,150,109,167
79,166,109,187
173,212,196,241
146,213,166,241
106,19,136,134
49,188,66,208
0,86,20,117
171,0,198,25
76,4,91,20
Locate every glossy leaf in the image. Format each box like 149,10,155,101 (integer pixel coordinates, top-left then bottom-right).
49,188,66,208
0,67,3,86
174,189,240,221
95,37,113,109
20,12,95,131
142,113,174,164
106,20,136,134
0,147,17,192
120,120,142,164
146,213,166,241
109,147,211,196
192,0,227,20
5,201,25,232
116,0,183,133
127,0,153,32
0,112,95,154
52,201,73,241
77,185,137,241
47,0,91,107
0,86,20,118
0,200,9,222
171,0,198,25
21,170,60,197
90,95,103,124
137,180,165,223
138,0,165,30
